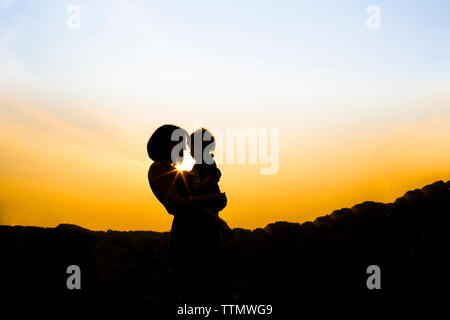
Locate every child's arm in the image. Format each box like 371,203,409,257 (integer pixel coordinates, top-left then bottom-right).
195,165,221,190
194,175,216,190
187,170,217,192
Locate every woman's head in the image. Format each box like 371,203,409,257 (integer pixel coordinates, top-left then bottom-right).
147,124,188,163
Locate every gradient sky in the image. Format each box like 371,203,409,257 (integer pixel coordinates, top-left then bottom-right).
1,0,449,231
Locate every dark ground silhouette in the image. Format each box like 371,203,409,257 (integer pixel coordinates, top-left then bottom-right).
1,180,449,311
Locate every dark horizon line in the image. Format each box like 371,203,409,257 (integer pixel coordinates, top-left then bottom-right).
2,179,448,233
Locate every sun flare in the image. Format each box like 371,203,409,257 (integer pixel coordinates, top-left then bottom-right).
175,155,196,172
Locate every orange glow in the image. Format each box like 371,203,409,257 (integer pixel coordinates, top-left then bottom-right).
1,94,449,231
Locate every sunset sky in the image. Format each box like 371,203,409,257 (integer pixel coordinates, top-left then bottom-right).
1,0,449,231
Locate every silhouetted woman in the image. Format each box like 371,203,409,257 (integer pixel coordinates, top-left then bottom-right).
147,124,227,299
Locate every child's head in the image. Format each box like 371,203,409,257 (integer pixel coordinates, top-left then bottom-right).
189,128,215,163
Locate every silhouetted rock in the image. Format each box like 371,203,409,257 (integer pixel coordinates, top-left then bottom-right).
0,180,449,307
56,223,91,233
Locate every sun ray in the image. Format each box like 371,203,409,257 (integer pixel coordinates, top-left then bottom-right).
178,170,192,196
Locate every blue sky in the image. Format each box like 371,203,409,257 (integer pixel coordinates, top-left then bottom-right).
2,1,448,93
1,0,449,129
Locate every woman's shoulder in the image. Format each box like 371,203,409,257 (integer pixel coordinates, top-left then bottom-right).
148,161,177,206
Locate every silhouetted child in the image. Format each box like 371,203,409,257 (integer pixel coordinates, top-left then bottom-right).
188,128,232,241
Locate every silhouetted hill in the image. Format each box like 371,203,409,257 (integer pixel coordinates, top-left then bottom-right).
1,181,449,308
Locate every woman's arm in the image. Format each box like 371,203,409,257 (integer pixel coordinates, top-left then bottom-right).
168,192,227,212
187,166,221,192
191,175,216,191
